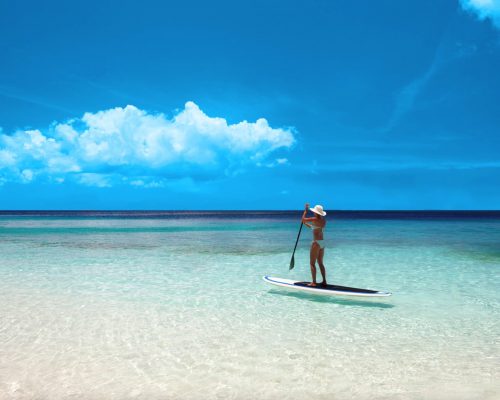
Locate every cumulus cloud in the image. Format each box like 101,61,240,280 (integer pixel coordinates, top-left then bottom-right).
0,102,295,187
460,0,500,28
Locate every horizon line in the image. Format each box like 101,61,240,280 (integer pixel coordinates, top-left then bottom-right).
1,209,499,213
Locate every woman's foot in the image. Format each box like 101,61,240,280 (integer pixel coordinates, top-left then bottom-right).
320,281,327,287
307,282,317,287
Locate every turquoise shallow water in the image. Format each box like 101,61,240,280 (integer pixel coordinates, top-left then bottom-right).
0,212,499,399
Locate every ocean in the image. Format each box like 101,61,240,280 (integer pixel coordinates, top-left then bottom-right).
0,211,499,400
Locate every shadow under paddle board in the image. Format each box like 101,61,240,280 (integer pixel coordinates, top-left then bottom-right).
263,276,392,297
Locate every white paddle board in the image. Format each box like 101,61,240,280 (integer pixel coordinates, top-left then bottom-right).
263,276,391,297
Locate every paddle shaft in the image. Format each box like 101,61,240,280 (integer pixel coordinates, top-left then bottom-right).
289,222,304,270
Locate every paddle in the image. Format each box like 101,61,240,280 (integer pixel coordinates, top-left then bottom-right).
289,221,304,270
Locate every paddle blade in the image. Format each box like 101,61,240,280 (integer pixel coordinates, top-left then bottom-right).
289,256,295,270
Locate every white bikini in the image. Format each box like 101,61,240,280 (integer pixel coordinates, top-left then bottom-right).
311,225,325,249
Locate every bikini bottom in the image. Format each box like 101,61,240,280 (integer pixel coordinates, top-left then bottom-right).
312,240,325,249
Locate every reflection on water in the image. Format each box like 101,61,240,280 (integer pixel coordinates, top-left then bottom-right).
267,289,395,309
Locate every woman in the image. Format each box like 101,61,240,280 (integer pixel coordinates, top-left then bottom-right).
302,203,327,287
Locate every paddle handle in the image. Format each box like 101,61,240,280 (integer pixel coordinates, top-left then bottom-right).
289,222,303,270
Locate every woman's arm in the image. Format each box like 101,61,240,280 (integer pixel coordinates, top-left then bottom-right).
301,203,309,223
301,203,316,226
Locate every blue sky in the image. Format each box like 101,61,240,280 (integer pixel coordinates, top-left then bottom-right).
1,0,499,210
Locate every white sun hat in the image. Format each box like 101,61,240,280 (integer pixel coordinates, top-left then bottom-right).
310,205,326,216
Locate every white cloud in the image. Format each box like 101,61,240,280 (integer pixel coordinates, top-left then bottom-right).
257,157,290,168
0,102,295,187
77,173,113,188
460,0,500,28
21,169,33,182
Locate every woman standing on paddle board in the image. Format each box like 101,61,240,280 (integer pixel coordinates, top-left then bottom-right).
302,203,327,287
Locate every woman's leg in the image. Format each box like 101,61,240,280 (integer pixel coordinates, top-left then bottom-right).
308,242,320,286
318,248,327,285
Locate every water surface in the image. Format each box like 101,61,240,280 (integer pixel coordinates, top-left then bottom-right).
0,211,499,399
